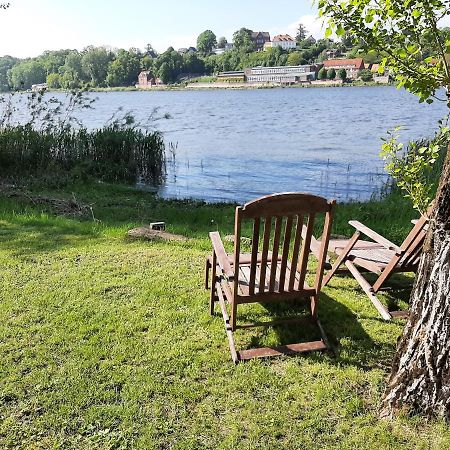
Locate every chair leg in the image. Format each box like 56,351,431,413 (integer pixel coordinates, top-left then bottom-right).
205,257,211,290
309,295,334,356
310,294,318,319
209,253,217,315
372,266,395,293
231,300,237,332
323,232,360,287
345,260,392,321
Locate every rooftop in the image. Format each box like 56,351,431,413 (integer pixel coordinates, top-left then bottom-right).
251,31,270,39
323,58,364,68
273,34,295,42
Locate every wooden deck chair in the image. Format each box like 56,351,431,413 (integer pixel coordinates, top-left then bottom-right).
322,215,428,320
205,193,336,363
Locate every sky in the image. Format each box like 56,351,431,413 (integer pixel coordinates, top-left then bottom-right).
0,0,324,58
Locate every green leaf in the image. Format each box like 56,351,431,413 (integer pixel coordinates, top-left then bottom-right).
336,25,345,36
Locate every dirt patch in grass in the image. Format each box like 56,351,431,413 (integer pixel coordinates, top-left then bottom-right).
0,185,94,219
127,226,188,241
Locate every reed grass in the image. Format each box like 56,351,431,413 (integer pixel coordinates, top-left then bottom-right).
0,125,166,184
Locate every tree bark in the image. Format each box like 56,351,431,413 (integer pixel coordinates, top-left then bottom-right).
380,144,450,418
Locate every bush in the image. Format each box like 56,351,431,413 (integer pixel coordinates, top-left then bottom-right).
338,68,347,81
318,67,327,80
46,73,61,89
358,68,373,82
327,68,336,80
287,52,302,66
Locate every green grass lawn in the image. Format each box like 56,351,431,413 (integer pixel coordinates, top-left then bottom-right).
1,182,449,449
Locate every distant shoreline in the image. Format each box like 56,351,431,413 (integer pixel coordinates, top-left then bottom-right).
75,81,391,93
1,81,392,95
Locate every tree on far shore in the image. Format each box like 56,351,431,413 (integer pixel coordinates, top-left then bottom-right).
318,66,327,80
296,23,308,43
337,68,346,81
358,68,373,82
327,68,336,79
287,52,302,66
197,30,217,55
233,28,255,53
46,73,61,89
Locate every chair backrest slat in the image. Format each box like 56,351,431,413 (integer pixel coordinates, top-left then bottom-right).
235,193,336,300
314,208,334,291
259,216,272,294
269,217,283,293
279,216,294,293
289,215,304,291
402,231,426,267
398,215,428,268
248,218,261,295
297,213,315,290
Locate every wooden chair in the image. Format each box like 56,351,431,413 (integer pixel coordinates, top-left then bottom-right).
205,193,336,363
322,215,428,320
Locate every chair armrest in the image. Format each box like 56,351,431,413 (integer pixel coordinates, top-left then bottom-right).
209,231,234,279
348,220,401,254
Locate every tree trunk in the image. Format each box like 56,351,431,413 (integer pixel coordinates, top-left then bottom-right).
380,144,450,418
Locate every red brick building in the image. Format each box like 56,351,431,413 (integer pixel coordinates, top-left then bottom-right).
251,31,271,51
136,71,163,88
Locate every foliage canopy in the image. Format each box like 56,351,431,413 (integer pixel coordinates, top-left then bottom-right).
318,0,450,105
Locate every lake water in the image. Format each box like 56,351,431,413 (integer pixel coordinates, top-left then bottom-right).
10,87,450,203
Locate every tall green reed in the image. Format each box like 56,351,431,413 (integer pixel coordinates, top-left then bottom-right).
0,90,167,184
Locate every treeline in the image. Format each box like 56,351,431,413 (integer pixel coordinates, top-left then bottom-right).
1,26,448,90
0,26,354,90
0,40,346,91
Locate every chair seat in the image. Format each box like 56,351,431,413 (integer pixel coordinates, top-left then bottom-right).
329,239,418,270
207,252,280,266
330,239,394,266
322,215,427,320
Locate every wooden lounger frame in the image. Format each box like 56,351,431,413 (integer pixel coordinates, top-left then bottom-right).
322,215,428,320
206,192,336,363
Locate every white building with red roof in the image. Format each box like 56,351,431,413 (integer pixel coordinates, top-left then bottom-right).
269,34,297,50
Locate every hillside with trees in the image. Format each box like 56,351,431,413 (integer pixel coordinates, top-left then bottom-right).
0,25,448,90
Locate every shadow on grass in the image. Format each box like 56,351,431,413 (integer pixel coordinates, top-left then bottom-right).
0,210,101,257
328,270,414,315
232,291,397,372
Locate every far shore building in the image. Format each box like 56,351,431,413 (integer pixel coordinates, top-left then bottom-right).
136,71,164,88
323,58,365,79
251,31,271,51
270,34,297,50
216,71,246,82
31,83,48,92
213,43,234,55
177,47,197,54
244,65,318,84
